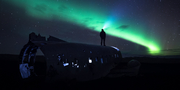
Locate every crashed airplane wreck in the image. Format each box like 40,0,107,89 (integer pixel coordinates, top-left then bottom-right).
19,32,141,83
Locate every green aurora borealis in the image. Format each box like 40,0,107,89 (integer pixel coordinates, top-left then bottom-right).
3,0,180,55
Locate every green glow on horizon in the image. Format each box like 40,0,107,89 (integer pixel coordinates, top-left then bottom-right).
5,0,161,55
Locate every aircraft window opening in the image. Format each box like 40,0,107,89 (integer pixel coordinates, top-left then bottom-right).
72,58,79,68
72,62,74,67
75,59,78,64
84,64,87,67
115,54,116,58
117,54,119,57
63,63,69,67
95,57,98,62
31,54,35,56
77,65,79,68
57,55,61,62
75,64,77,66
101,58,103,64
57,55,61,65
63,59,69,67
89,58,92,63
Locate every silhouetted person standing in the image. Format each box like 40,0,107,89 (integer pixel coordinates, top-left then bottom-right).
100,29,106,46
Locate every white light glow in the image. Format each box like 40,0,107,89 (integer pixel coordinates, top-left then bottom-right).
111,46,120,51
103,21,111,29
75,64,77,66
63,63,69,66
89,58,92,63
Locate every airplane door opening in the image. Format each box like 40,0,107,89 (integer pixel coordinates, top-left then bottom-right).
19,43,46,82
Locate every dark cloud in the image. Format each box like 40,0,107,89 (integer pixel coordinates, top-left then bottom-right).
162,49,180,52
58,5,68,12
161,49,180,55
84,17,93,21
34,4,48,14
117,25,129,31
82,17,93,23
89,26,95,30
96,21,104,24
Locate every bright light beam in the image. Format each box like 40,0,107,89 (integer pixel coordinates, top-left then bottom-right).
103,21,111,29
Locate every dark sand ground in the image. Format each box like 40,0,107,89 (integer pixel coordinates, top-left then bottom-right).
1,54,180,90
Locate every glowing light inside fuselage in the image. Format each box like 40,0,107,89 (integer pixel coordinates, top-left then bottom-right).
63,63,69,66
89,58,92,63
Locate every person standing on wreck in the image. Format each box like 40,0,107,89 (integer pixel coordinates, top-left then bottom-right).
100,29,106,46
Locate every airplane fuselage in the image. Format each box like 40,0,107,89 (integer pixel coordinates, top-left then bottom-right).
19,33,122,82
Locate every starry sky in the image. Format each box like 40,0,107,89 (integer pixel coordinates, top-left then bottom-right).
0,0,180,56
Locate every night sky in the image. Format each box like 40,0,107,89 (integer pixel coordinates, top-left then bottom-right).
0,0,180,56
